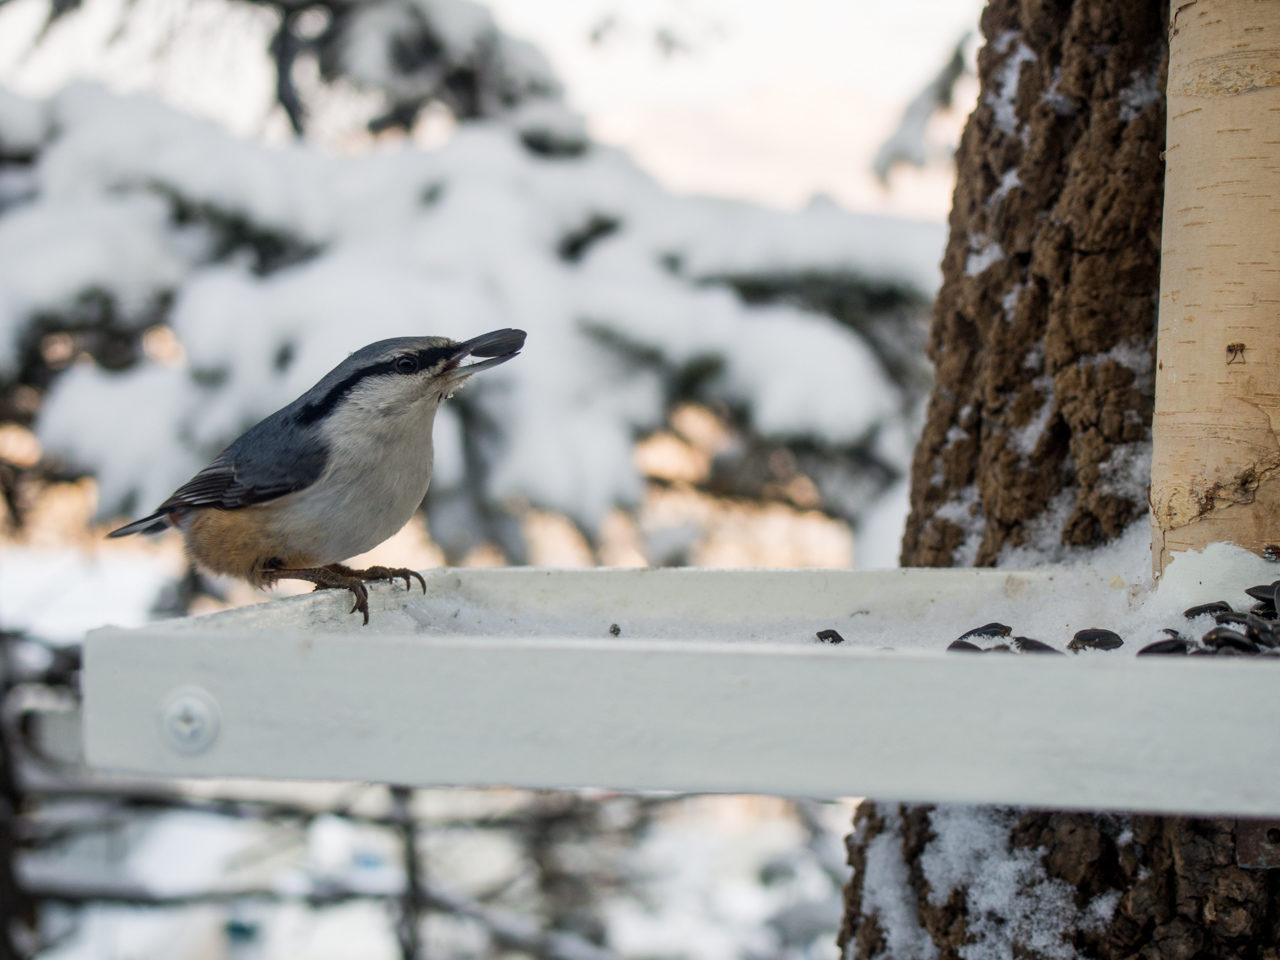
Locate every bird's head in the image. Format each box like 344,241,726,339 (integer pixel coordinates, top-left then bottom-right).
296,329,526,425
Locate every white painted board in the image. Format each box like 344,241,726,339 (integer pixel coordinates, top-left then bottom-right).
81,568,1280,816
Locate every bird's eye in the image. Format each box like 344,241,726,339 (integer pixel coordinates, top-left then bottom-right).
394,355,419,375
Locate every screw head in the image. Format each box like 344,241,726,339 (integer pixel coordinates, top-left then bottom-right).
160,686,221,755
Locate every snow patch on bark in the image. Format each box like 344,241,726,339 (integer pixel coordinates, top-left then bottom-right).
1010,374,1055,458
1002,282,1025,323
965,237,1004,277
988,167,1022,210
859,809,938,960
922,806,1116,960
934,485,983,566
1041,67,1077,116
985,32,1035,139
1097,441,1152,502
1118,68,1162,123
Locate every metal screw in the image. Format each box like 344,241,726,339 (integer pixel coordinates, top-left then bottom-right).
160,687,221,755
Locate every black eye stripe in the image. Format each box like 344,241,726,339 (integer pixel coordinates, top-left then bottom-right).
407,346,456,371
296,345,457,425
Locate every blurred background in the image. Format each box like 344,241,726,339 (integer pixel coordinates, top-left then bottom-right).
0,0,980,956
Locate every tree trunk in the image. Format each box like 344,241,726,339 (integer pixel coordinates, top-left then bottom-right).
1151,0,1280,575
840,1,1280,957
900,1,1163,570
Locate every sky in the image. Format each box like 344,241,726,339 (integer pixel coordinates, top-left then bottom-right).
0,0,984,219
485,0,984,215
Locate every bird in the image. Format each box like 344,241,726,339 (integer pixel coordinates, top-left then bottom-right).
108,329,527,623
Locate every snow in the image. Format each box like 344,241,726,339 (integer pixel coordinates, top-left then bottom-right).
1040,68,1076,117
605,811,799,960
0,193,193,374
1149,539,1280,617
934,485,983,568
0,84,48,152
987,167,1021,209
873,99,930,180
994,488,1079,569
338,0,556,103
128,811,260,894
38,84,422,244
858,809,937,960
872,36,970,185
920,806,1116,960
1,83,936,538
0,0,282,142
853,476,910,568
1009,374,1054,457
1097,440,1152,500
0,547,175,642
1118,67,1162,124
38,907,226,960
340,2,421,93
1001,282,1025,323
38,362,203,520
964,238,1003,277
984,32,1034,139
508,97,586,146
1087,337,1153,381
416,0,497,59
671,194,944,292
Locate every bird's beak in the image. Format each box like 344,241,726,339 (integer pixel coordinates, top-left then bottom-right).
443,328,527,381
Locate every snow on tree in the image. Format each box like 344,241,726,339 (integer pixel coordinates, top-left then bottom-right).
0,0,943,566
873,33,974,185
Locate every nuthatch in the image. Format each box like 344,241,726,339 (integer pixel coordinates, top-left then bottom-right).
109,329,527,623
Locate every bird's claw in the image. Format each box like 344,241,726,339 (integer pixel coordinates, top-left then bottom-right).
345,580,370,624
349,589,370,625
288,563,421,625
305,572,370,624
346,565,426,594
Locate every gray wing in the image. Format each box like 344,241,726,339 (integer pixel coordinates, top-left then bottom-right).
108,407,330,538
158,415,329,513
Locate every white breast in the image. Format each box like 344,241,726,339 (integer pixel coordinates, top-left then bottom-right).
274,391,441,564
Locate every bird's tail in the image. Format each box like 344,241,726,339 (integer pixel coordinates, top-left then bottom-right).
106,512,171,538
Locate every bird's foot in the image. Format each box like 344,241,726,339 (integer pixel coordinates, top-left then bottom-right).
268,563,425,624
329,563,427,594
271,566,372,624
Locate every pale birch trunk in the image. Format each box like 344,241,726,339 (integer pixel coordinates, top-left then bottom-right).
1152,0,1280,574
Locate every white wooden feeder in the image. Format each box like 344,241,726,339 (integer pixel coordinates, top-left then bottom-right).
83,563,1280,818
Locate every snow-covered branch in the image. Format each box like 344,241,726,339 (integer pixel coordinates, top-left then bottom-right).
1,80,941,556
874,33,972,182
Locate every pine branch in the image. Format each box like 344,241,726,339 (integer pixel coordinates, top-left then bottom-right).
269,9,307,136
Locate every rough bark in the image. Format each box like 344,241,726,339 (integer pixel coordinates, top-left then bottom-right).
840,803,1280,960
836,1,1280,958
900,0,1166,568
